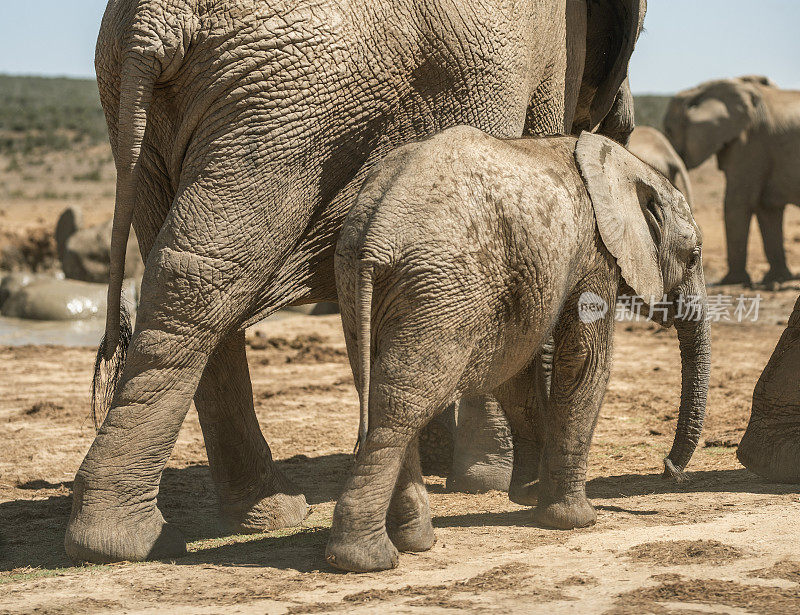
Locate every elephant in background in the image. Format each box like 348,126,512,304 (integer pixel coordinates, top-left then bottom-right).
66,0,646,564
738,297,800,482
330,128,709,572
663,75,800,286
628,125,693,206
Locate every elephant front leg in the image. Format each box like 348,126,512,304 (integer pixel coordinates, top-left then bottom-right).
386,438,435,553
501,349,550,506
533,300,614,530
194,331,307,533
720,192,754,286
446,394,513,493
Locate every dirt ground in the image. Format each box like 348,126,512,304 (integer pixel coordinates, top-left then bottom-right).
2,156,800,613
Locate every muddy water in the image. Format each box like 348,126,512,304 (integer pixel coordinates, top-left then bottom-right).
0,316,105,346
0,309,304,346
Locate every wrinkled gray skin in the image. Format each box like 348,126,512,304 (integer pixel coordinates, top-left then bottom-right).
0,273,137,321
66,0,646,564
61,218,143,284
330,128,710,572
738,297,800,482
628,125,693,207
663,75,800,286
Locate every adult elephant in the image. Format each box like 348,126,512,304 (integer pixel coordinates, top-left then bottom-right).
738,296,800,483
628,125,693,206
663,76,800,286
66,0,646,563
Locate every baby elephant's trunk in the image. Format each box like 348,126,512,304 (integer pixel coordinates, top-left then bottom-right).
354,261,375,455
664,286,711,480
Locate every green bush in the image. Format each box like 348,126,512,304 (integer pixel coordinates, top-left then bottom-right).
0,75,107,155
0,75,673,156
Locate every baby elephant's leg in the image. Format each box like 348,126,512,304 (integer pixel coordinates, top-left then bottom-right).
387,438,435,552
534,299,614,529
326,382,436,572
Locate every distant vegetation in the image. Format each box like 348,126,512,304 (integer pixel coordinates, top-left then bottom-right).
0,74,672,155
0,75,107,155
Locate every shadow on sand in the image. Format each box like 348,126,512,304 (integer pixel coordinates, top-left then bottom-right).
1,460,797,572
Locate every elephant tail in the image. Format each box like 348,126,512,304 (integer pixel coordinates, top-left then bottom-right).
354,260,376,456
91,56,157,430
101,56,156,364
91,301,132,430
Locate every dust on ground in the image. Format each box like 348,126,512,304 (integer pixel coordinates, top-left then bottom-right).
2,157,800,613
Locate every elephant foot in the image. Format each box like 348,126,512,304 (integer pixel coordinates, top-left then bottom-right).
717,270,752,287
761,267,794,286
220,469,308,534
446,459,512,493
737,422,800,484
65,494,186,564
326,530,400,572
508,479,538,506
387,489,435,552
508,448,540,505
533,492,596,530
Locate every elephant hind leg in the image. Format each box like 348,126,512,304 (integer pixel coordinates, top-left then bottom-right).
195,331,308,534
757,206,793,284
327,373,444,572
387,437,435,553
738,298,800,482
66,219,259,563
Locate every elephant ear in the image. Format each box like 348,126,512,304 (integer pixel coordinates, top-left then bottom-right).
575,132,664,302
682,80,760,167
572,0,646,133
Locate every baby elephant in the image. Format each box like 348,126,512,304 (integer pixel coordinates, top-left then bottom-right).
329,127,710,572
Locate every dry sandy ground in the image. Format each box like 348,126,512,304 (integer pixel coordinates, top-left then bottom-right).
1,156,800,613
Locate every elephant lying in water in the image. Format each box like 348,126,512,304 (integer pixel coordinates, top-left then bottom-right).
330,128,710,572
663,75,800,286
0,273,137,321
56,207,143,284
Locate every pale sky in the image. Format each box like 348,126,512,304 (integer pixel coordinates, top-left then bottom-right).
1,1,798,94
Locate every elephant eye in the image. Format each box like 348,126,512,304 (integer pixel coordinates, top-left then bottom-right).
687,248,701,270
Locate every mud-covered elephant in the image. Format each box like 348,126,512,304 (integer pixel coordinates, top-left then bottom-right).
66,0,647,563
55,207,143,284
628,125,693,206
663,75,800,286
0,273,137,321
329,128,710,572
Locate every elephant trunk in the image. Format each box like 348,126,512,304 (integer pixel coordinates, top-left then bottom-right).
664,290,711,480
737,296,800,483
